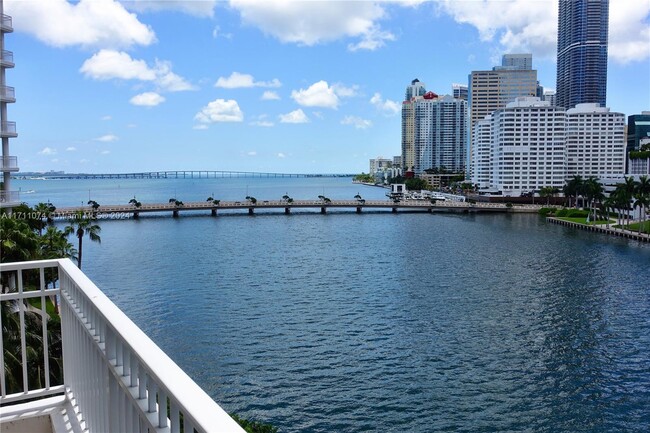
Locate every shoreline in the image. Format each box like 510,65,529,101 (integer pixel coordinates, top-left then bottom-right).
547,217,650,243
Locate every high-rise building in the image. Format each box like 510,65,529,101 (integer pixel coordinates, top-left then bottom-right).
471,97,566,196
500,54,532,70
556,0,609,109
413,93,467,175
402,99,416,171
1,1,18,209
468,57,538,174
566,103,626,178
543,90,557,107
627,112,650,152
405,78,426,101
471,115,492,188
452,83,468,101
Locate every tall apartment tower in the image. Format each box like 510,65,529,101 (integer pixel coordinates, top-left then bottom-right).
468,55,537,174
413,93,467,175
0,0,18,208
452,84,468,101
566,103,625,178
402,79,427,171
556,0,609,109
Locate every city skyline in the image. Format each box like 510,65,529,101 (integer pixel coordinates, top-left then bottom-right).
5,0,650,174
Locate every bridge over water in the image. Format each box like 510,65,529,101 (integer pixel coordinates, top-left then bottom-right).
51,199,542,219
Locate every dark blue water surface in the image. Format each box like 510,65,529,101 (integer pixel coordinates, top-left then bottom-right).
16,178,650,432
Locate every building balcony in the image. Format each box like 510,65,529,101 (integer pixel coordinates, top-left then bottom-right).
1,50,14,68
0,259,246,433
0,190,20,207
1,121,17,138
0,85,15,103
0,155,18,172
1,14,12,33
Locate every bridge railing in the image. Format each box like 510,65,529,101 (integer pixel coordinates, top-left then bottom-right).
0,259,244,433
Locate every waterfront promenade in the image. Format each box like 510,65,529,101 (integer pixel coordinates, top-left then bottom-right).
547,217,650,243
51,199,542,218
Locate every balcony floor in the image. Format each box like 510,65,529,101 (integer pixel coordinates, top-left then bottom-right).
0,394,83,433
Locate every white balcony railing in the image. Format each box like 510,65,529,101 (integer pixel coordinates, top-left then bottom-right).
0,50,13,67
0,14,12,32
0,155,18,171
1,121,16,137
0,190,19,205
0,259,245,432
0,85,15,101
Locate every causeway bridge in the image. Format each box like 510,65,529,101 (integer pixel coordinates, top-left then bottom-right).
52,200,542,218
19,171,355,180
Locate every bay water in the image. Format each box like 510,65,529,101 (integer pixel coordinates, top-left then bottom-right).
13,177,650,432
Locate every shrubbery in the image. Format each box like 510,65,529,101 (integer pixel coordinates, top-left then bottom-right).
538,207,557,216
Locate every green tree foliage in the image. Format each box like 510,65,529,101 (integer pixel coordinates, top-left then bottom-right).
354,173,375,183
64,210,101,270
405,178,428,191
230,414,278,433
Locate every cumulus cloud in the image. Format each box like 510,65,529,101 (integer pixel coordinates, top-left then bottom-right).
130,92,166,106
261,90,281,100
94,134,119,142
370,92,400,116
66,147,76,152
100,150,111,155
250,120,275,127
341,116,373,129
277,152,286,158
434,0,650,64
39,147,57,155
123,0,217,18
246,151,257,156
291,81,357,109
215,72,282,89
101,115,112,121
80,50,194,91
195,99,244,123
229,0,393,51
279,109,309,124
193,124,209,130
5,0,155,49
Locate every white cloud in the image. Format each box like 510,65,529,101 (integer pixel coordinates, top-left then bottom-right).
215,72,282,89
5,0,155,49
100,150,111,155
66,147,76,152
277,152,286,158
279,109,309,124
193,124,209,130
101,115,112,121
195,99,244,123
250,120,275,127
434,0,650,64
39,147,57,155
247,151,257,156
229,0,393,50
80,159,89,164
81,50,156,81
370,92,400,116
341,116,373,129
130,92,166,107
261,90,281,100
80,50,194,91
292,80,354,109
123,0,217,18
94,134,119,142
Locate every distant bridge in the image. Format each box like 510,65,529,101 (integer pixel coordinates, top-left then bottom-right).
51,200,542,219
17,171,356,180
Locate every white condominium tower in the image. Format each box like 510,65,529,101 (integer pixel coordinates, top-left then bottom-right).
472,97,566,196
413,93,467,175
1,0,18,208
566,103,625,178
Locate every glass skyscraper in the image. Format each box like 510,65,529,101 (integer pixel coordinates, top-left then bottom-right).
556,0,609,109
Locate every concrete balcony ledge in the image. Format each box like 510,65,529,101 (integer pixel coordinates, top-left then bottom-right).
0,259,246,433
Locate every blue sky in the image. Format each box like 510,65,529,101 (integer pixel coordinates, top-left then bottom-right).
5,0,650,174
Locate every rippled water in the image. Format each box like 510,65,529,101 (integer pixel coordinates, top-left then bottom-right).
18,178,650,432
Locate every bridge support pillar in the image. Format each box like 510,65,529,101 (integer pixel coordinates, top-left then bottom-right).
248,208,254,215
173,210,179,218
428,208,432,213
392,207,397,213
211,209,217,217
321,207,326,214
356,207,362,214
285,207,290,214
133,212,139,219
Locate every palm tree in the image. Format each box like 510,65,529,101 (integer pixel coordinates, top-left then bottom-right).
64,211,101,270
354,193,362,201
635,175,650,232
0,218,40,263
33,202,56,235
584,177,604,223
539,186,558,206
564,176,583,208
618,176,637,229
129,197,142,208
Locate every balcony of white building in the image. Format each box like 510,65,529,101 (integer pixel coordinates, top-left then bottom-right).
0,155,18,171
0,14,12,33
0,190,20,207
1,50,14,68
1,121,17,138
0,259,246,433
0,85,15,103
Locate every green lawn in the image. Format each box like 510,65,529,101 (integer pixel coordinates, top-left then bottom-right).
613,221,650,234
556,217,611,225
